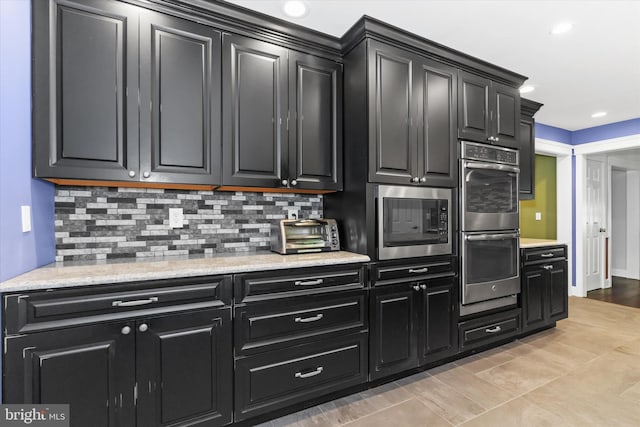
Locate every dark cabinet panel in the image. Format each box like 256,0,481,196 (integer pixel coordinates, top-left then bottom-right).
458,71,490,143
288,53,342,190
420,277,458,364
492,82,520,149
33,0,139,181
549,261,568,321
519,98,543,200
4,322,135,427
136,308,232,427
222,34,288,187
370,284,418,380
139,12,222,185
522,267,547,330
368,42,416,184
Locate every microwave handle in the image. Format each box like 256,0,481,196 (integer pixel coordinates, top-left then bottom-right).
464,161,519,174
465,232,520,242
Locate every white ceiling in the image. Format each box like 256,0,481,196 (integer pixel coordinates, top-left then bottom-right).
225,0,640,131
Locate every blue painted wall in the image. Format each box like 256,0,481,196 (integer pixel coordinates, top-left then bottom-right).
0,0,56,284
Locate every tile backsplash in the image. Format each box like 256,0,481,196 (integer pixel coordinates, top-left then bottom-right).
55,187,323,262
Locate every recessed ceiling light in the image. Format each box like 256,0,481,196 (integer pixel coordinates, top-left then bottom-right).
551,22,573,35
281,0,309,19
591,111,607,118
519,85,535,94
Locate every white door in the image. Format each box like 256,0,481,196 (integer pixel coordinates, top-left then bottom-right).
585,158,606,291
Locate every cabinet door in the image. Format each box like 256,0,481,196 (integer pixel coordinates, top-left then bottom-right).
4,323,135,427
420,276,458,364
139,12,221,185
548,261,569,322
288,52,343,190
370,284,419,380
522,266,547,331
457,70,490,143
518,118,535,199
415,59,457,187
136,308,232,427
222,34,288,188
32,0,139,181
368,41,417,185
491,82,520,149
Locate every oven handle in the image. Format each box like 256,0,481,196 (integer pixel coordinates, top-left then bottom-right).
465,232,520,242
464,161,520,174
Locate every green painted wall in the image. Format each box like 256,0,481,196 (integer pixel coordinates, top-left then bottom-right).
520,154,557,239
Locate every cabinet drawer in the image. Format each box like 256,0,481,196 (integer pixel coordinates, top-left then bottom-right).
235,290,367,355
234,264,365,303
371,258,454,287
459,309,521,350
522,246,566,264
235,332,367,421
4,275,232,334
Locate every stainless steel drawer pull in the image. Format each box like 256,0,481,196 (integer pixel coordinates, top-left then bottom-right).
409,268,428,274
540,253,554,258
112,297,158,307
543,265,554,270
485,326,502,333
294,314,324,323
295,367,324,379
294,279,324,286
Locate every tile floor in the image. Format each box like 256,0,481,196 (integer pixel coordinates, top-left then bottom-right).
258,297,640,426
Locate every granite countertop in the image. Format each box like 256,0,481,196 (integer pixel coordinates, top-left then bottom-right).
0,251,370,293
520,238,566,248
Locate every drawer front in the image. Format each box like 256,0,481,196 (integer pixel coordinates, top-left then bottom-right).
234,264,365,303
4,275,232,334
235,290,367,355
459,309,521,350
371,259,454,287
234,332,367,421
523,246,566,264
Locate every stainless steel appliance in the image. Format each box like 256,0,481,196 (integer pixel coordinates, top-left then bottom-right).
376,185,452,260
459,141,520,316
271,219,340,254
461,141,519,231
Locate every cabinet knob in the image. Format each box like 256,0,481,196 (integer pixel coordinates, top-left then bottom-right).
138,323,148,333
128,171,136,178
121,326,131,335
290,179,298,186
494,137,500,143
411,177,419,183
281,179,288,186
420,284,427,290
412,285,421,291
419,177,427,183
142,171,150,178
487,136,496,142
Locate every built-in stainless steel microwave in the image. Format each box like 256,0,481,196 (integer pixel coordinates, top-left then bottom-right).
376,185,452,260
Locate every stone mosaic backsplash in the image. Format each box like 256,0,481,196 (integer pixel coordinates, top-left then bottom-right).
55,187,323,262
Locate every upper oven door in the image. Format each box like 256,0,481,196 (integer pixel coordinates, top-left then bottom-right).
461,161,519,231
377,185,452,260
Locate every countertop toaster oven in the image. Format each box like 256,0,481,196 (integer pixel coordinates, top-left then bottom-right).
271,219,340,254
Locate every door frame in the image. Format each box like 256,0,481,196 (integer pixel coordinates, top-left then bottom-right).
573,134,640,297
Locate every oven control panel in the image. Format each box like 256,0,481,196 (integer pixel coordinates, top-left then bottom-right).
462,141,518,166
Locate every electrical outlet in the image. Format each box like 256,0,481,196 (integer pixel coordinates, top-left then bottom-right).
287,210,299,220
21,205,31,232
535,212,542,221
169,208,184,228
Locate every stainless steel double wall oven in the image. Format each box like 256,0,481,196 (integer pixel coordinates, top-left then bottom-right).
460,141,520,316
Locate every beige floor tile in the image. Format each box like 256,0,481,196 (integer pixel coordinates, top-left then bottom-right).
341,398,451,427
318,392,378,425
458,397,566,427
355,380,414,410
455,346,517,374
270,406,334,427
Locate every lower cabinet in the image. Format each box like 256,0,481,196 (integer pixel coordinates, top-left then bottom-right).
369,258,458,380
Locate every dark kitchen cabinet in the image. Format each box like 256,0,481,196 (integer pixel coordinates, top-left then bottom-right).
366,41,457,187
419,275,458,365
222,34,342,191
519,98,544,200
33,0,222,185
458,70,520,149
521,245,568,333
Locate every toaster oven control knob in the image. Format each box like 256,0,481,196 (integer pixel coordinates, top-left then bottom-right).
411,177,419,183
332,239,338,245
281,179,288,186
291,179,298,186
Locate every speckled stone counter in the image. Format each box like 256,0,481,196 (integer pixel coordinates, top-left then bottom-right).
0,251,370,293
520,238,566,248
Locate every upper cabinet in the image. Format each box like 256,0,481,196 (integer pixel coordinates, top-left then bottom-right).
222,35,342,191
519,98,544,200
221,35,342,191
33,0,221,186
458,70,521,149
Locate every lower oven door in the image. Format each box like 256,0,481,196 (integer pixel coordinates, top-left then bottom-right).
462,231,520,305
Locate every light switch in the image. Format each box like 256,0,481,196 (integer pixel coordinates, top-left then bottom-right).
169,208,184,228
535,212,542,221
21,205,31,232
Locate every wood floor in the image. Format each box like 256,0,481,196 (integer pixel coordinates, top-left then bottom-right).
259,297,640,426
587,276,640,309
